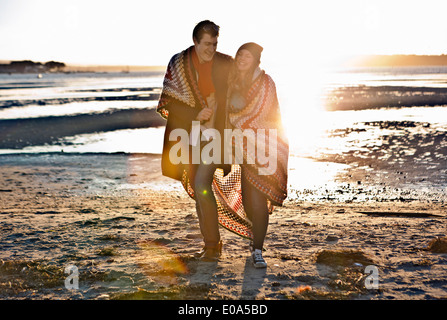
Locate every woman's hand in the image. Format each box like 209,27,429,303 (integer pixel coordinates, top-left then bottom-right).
196,107,213,121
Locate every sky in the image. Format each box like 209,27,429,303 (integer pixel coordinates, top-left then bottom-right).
1,0,447,69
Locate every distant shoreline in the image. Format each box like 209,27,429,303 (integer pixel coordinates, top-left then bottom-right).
63,64,166,73
3,54,447,73
0,59,166,74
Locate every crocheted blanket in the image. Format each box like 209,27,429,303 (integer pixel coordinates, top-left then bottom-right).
228,71,289,206
157,46,216,119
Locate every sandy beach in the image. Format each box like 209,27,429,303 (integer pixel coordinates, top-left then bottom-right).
0,152,446,300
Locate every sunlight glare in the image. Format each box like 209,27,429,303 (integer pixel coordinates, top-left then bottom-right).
276,63,331,157
136,240,188,285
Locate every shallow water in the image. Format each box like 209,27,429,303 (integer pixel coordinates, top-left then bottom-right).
0,68,446,197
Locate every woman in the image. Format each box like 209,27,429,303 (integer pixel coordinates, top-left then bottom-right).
226,42,289,268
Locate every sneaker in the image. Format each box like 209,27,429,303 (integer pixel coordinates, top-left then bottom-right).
251,249,267,268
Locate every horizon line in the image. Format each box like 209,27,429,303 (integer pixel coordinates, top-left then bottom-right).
2,53,447,69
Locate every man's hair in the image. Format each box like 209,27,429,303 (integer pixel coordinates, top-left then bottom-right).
192,20,220,43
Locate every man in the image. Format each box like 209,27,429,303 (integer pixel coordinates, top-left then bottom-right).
156,20,233,261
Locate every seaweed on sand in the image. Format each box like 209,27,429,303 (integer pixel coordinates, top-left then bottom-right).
0,259,107,297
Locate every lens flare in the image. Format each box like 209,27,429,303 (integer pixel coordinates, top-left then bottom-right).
136,240,188,285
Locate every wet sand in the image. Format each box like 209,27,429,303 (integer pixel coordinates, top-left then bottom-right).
0,152,446,300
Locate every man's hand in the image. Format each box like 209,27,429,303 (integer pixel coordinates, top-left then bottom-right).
196,107,213,122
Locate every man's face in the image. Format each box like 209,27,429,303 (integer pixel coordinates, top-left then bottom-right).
194,33,218,63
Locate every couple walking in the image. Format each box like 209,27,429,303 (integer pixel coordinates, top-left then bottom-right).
156,20,289,268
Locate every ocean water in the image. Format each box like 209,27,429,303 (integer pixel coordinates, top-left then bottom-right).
0,67,446,195
0,71,164,153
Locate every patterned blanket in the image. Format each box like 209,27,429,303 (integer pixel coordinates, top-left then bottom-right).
157,46,218,119
208,71,289,239
228,71,289,207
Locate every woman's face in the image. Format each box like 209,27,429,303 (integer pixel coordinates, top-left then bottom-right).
236,49,255,73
